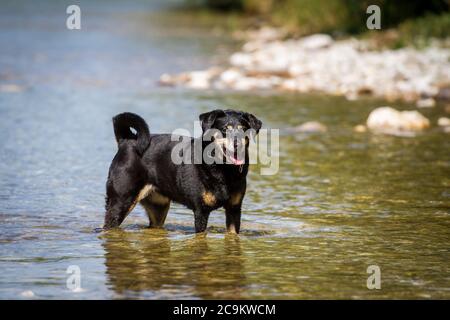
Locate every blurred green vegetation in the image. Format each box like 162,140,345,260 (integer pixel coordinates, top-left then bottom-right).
394,12,450,47
187,0,449,46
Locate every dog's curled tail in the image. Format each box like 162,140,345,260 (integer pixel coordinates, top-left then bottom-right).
112,112,150,155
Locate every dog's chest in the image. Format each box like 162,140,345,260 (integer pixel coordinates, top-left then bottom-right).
200,183,228,208
200,177,244,209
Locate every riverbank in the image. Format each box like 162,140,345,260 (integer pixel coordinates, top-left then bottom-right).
188,0,450,47
159,28,450,102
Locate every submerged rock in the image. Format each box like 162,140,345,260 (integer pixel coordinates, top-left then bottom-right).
0,84,24,93
366,106,430,135
292,121,327,133
158,67,222,89
158,73,188,86
437,117,450,127
353,124,367,133
20,290,35,298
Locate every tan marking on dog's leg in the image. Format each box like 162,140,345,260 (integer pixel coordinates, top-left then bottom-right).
145,205,169,227
136,184,154,202
126,184,154,215
140,196,171,228
139,188,170,228
202,191,216,206
153,202,170,227
229,192,243,206
150,192,170,206
227,222,237,234
125,202,137,217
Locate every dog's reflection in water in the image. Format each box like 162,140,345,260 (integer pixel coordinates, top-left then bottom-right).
101,228,245,299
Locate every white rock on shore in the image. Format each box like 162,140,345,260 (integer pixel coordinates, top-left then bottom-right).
416,98,436,108
366,106,430,135
159,29,450,102
437,117,450,133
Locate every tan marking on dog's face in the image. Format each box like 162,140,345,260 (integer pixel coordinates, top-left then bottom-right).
229,192,243,206
202,191,216,206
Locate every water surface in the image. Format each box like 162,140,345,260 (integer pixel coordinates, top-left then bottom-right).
0,0,449,299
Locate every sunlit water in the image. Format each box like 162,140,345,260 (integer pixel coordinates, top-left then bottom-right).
0,0,449,299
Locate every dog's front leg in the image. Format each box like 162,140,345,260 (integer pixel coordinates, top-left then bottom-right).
224,204,241,234
194,209,211,233
225,191,244,234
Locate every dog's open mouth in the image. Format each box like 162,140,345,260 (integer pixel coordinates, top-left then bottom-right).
213,134,245,165
223,146,244,165
229,153,244,165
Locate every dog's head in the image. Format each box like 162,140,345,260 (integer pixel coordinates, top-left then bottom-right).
199,109,262,166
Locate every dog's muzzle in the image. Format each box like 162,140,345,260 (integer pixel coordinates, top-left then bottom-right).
214,132,246,165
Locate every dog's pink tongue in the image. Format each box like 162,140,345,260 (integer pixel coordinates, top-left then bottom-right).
230,156,244,165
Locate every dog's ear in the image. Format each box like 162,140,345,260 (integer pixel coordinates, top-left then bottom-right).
243,112,262,134
199,109,226,132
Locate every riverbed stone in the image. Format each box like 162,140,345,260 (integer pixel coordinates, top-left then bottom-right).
298,34,333,50
416,98,436,108
20,290,35,298
366,106,430,134
0,84,24,93
353,124,367,133
437,117,450,127
185,70,211,89
292,121,328,133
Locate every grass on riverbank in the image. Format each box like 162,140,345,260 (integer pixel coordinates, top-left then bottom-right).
184,0,450,48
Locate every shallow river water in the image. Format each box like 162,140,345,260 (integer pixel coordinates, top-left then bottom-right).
0,0,449,299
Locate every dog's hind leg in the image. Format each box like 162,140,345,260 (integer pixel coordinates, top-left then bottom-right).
140,192,171,228
104,184,153,229
103,141,151,230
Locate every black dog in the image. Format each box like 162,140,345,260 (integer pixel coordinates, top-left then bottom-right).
104,109,262,233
